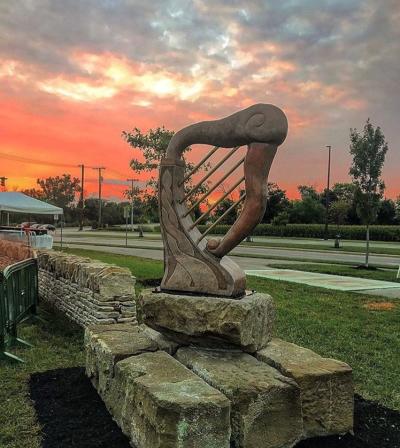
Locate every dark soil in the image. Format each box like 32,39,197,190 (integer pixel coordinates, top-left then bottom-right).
29,367,131,448
29,367,400,448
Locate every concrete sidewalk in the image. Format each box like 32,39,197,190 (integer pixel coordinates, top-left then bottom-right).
246,268,400,298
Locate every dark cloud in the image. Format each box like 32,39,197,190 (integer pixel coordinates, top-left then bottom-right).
1,0,399,195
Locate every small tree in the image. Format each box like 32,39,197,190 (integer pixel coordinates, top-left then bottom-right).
271,211,289,226
298,185,320,201
261,183,290,223
289,197,325,224
122,127,210,218
395,196,400,223
21,188,45,200
349,119,388,267
213,198,238,225
123,127,174,195
377,199,397,225
329,200,350,229
36,174,80,209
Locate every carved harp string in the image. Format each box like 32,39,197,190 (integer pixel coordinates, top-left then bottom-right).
159,103,288,298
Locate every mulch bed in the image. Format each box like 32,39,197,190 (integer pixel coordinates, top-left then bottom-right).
29,367,400,448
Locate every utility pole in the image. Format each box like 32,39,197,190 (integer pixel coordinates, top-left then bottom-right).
92,167,105,228
0,177,8,226
0,176,7,190
78,164,85,231
127,178,139,232
324,145,332,240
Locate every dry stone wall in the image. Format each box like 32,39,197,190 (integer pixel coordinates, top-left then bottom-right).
37,250,137,327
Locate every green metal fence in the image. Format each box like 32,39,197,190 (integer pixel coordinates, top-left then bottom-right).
0,258,38,363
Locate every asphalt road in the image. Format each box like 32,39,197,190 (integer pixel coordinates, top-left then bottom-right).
55,231,400,269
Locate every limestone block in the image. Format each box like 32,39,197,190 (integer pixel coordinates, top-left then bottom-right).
85,324,158,396
111,351,231,448
140,290,274,352
176,347,303,448
139,324,180,355
256,338,353,438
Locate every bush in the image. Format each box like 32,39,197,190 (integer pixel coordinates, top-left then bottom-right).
271,212,289,227
197,224,400,241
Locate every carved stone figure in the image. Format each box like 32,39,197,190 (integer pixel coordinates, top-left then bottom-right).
159,103,288,297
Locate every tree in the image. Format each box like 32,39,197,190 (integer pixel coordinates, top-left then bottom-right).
261,183,290,223
349,119,388,267
83,198,99,224
298,185,320,201
36,174,80,209
213,198,238,225
329,200,351,229
376,199,397,225
124,186,147,223
271,211,289,226
331,182,360,224
331,183,357,202
21,188,45,200
123,127,174,194
289,197,325,224
396,196,400,223
122,127,210,220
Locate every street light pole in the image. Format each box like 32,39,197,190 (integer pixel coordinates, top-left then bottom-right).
127,178,139,232
78,164,85,231
324,145,332,240
93,167,105,228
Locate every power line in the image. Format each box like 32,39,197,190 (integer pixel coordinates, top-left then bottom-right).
0,151,77,169
0,151,132,180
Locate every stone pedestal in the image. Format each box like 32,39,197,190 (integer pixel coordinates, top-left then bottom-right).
257,338,354,438
140,290,275,352
85,289,354,448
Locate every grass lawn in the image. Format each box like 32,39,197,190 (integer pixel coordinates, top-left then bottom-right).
242,240,400,256
271,262,400,283
0,309,84,448
1,250,399,447
60,247,164,284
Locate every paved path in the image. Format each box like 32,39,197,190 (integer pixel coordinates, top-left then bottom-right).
246,269,400,297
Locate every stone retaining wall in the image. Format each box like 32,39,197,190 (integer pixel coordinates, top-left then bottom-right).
37,250,137,327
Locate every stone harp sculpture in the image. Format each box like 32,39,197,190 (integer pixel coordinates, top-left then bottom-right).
159,103,288,297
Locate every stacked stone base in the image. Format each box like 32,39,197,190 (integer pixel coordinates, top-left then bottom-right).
85,290,353,448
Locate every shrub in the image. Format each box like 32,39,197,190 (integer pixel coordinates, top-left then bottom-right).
197,224,400,241
271,212,289,227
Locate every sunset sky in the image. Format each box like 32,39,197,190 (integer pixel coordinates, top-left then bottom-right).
1,0,399,201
